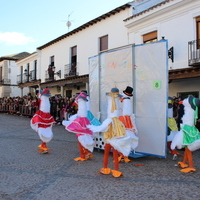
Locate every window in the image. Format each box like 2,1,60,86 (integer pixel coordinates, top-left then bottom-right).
100,35,108,51
143,31,157,43
20,66,23,83
177,91,199,99
66,90,72,98
33,60,37,80
71,46,77,64
50,56,54,66
0,66,2,81
71,46,77,75
26,63,30,81
34,60,37,71
196,16,200,49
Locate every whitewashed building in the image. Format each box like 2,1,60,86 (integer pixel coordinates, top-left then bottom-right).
0,52,30,97
16,0,200,99
35,3,132,98
16,52,40,96
125,0,200,99
16,3,132,98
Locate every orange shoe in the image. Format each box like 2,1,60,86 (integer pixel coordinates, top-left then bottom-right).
74,157,86,161
178,162,188,168
111,170,123,177
180,168,196,173
38,149,49,153
98,168,111,175
38,145,49,153
124,157,131,163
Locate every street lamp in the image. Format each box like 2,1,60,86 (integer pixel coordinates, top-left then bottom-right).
24,69,30,77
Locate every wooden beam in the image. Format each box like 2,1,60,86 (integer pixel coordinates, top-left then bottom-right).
169,67,200,80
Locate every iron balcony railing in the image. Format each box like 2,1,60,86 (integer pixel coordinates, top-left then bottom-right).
17,74,23,84
0,79,11,85
64,62,79,78
17,70,37,84
30,70,36,81
188,39,200,66
23,73,29,83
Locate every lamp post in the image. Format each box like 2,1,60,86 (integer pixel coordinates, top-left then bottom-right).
24,69,28,76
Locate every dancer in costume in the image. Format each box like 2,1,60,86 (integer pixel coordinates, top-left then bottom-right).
167,97,179,160
171,95,200,173
30,88,55,153
118,86,138,162
64,91,101,126
63,92,95,161
88,87,132,177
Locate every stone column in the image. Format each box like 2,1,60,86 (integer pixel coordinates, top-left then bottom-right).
61,85,64,97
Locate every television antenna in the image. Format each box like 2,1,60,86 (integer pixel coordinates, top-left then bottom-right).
66,12,73,32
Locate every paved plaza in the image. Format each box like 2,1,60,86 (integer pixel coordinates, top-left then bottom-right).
0,113,200,200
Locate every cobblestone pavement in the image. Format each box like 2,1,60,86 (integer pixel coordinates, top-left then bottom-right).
0,113,200,200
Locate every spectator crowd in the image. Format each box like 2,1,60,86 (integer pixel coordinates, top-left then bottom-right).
1,94,200,131
0,93,78,124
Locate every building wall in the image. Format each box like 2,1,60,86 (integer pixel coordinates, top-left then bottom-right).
0,60,22,97
16,53,39,80
39,8,131,83
8,60,21,97
16,53,39,97
13,0,200,98
125,0,200,97
126,0,200,71
169,78,200,98
9,60,19,84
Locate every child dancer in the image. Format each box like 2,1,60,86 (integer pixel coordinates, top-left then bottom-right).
118,86,138,162
63,92,95,161
88,88,132,177
31,88,55,153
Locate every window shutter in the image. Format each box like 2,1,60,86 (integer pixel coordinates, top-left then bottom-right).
143,31,157,43
100,35,108,51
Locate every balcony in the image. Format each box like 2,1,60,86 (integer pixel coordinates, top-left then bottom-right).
17,70,37,84
30,70,36,81
64,63,79,78
188,39,200,66
45,70,55,82
0,79,11,85
17,75,23,84
23,73,29,83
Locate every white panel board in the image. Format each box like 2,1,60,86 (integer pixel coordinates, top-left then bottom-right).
88,55,100,119
89,41,168,157
134,41,168,157
99,46,133,121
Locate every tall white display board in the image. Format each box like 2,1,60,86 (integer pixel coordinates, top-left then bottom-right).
88,40,168,157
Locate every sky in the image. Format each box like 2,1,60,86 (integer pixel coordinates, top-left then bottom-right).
0,0,130,57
